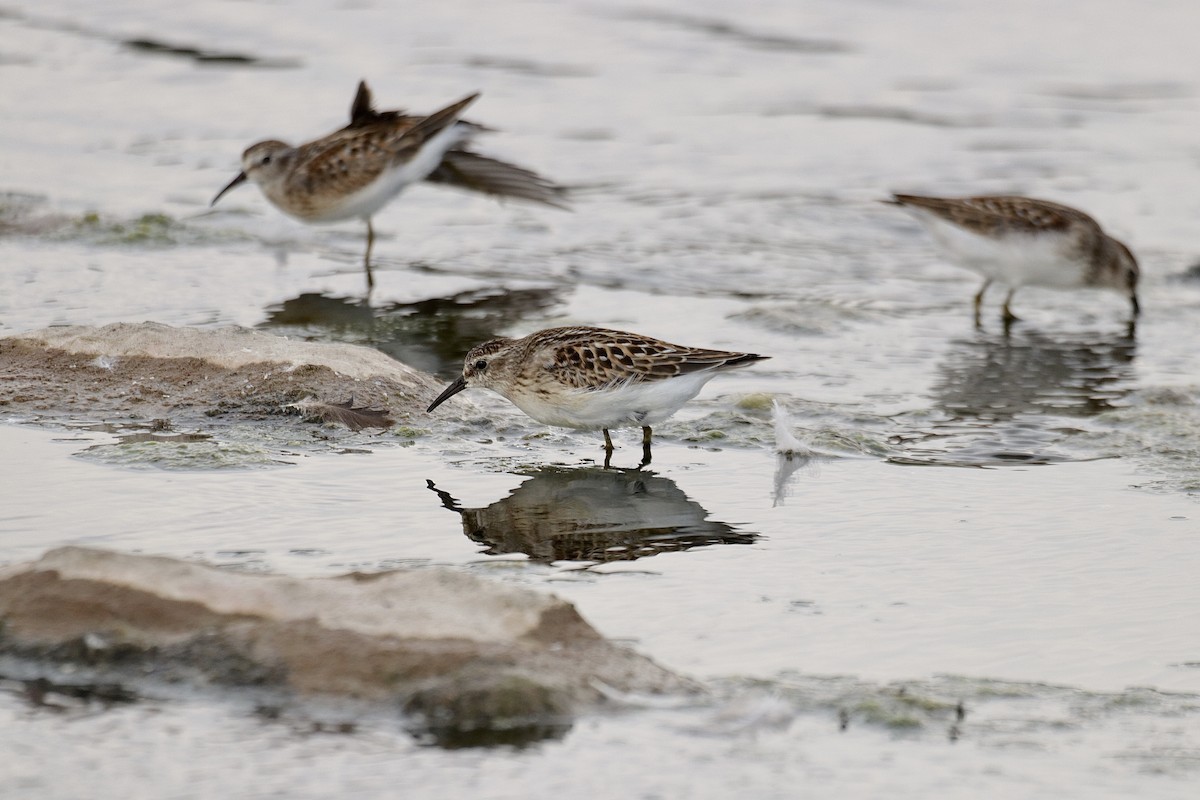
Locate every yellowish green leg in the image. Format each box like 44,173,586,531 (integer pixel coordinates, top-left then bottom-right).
1001,288,1019,324
364,219,376,291
973,279,991,327
638,426,653,469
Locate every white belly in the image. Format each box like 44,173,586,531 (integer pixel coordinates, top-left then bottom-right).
305,123,473,223
917,214,1087,289
501,372,721,431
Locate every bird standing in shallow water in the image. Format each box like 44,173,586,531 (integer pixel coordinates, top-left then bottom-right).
211,81,568,290
426,326,769,467
888,193,1139,326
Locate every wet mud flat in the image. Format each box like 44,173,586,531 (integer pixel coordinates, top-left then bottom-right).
4,0,1200,794
2,323,1200,792
3,540,1199,799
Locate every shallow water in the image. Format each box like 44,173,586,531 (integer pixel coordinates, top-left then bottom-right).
3,0,1200,796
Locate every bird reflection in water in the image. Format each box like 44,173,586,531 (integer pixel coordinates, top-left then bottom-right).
893,327,1137,466
772,452,822,508
427,467,756,563
259,285,562,376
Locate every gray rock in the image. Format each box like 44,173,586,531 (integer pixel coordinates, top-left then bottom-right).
0,321,452,427
0,547,686,736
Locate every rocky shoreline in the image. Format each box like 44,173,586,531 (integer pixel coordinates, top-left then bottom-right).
0,324,690,737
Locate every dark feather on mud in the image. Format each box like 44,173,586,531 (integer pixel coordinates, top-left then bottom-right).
305,400,394,431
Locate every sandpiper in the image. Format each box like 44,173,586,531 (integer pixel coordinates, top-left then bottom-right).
211,81,568,289
888,193,1139,324
426,326,769,466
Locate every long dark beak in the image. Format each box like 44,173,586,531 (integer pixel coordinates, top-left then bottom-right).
210,172,247,206
427,376,468,412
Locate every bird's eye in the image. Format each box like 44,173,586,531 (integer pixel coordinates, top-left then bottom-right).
261,154,272,165
473,359,488,371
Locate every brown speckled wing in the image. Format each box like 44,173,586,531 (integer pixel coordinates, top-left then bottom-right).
892,194,1097,236
286,130,394,199
286,94,480,201
536,328,766,390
